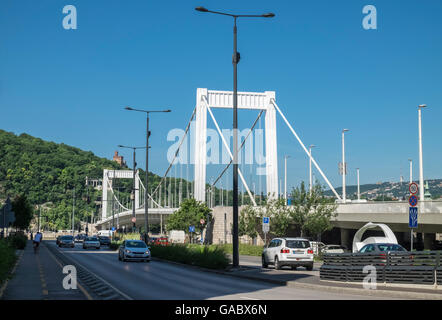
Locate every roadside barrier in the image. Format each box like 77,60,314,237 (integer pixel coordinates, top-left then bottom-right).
320,251,442,285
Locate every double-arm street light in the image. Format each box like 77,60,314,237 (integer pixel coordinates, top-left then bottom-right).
118,144,147,233
195,6,275,268
124,107,171,243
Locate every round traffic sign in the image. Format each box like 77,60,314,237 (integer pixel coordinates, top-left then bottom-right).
409,195,418,207
131,217,136,223
409,182,418,195
200,219,205,225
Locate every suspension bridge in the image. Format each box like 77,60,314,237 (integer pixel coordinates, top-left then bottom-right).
95,88,442,248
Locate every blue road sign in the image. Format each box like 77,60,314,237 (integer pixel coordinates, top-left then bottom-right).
189,225,195,233
409,207,418,228
263,217,269,224
287,199,292,205
111,227,116,231
409,195,418,207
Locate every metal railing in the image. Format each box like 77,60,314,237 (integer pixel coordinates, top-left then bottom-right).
320,251,442,285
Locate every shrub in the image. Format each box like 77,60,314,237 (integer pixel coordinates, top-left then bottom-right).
0,239,17,285
8,233,28,250
150,244,229,269
215,243,263,256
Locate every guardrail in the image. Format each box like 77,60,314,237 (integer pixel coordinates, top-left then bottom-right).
320,251,442,286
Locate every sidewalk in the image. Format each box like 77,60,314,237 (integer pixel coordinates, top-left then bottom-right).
1,241,87,300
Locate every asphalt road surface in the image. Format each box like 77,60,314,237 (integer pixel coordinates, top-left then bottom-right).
47,241,392,300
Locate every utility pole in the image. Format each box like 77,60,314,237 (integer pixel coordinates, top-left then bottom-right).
408,159,413,184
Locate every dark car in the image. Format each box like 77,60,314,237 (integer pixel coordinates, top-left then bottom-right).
359,243,407,253
58,235,75,248
99,236,111,246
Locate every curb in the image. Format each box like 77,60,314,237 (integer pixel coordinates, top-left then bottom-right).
151,257,442,300
0,248,25,300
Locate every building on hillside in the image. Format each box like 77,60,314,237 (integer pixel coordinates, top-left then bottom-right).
113,151,126,167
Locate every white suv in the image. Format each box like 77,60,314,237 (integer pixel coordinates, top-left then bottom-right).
262,237,314,270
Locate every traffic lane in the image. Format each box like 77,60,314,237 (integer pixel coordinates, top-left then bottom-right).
53,242,288,299
50,242,393,300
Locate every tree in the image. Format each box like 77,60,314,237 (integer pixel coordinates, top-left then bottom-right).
11,194,34,230
290,181,337,238
165,198,211,237
239,198,293,243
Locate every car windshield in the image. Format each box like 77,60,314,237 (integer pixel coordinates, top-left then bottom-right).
86,237,98,241
286,240,310,249
378,244,405,252
61,236,73,240
126,241,147,248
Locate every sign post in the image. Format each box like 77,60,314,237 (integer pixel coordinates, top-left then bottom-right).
262,217,270,245
408,183,419,251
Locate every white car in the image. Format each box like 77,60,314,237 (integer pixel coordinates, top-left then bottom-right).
322,245,346,254
83,236,101,249
262,237,314,270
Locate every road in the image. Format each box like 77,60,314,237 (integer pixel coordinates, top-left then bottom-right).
45,241,393,300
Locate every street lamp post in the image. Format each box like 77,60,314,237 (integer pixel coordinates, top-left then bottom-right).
284,155,290,204
418,104,427,201
356,168,360,201
124,107,171,243
195,6,275,268
118,145,147,233
309,145,316,192
341,129,349,203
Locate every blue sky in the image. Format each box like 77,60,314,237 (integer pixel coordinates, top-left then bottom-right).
1,0,441,194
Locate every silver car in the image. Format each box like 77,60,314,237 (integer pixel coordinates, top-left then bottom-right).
118,240,151,262
58,235,75,248
83,236,101,249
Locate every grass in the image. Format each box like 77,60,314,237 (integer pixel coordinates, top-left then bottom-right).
0,239,17,285
150,244,229,269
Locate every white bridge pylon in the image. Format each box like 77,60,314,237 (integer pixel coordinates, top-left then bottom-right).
193,88,341,204
101,169,161,221
194,88,278,204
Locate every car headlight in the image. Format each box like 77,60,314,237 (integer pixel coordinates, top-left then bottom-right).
145,251,150,254
125,249,131,254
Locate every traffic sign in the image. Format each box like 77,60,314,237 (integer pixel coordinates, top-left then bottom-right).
189,225,195,233
409,195,418,207
262,224,270,233
200,219,205,225
409,207,418,228
111,227,116,231
409,182,418,195
263,217,269,224
131,217,136,223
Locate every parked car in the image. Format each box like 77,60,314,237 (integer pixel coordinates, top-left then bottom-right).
83,236,101,249
262,237,314,271
322,245,346,254
118,240,151,262
358,243,407,254
58,235,75,248
56,235,61,246
98,236,111,246
310,241,325,255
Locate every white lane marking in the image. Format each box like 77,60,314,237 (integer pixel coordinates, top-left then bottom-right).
50,242,133,300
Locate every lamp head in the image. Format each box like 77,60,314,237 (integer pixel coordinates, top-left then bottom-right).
342,129,349,133
195,6,209,12
418,104,427,108
124,107,133,111
262,13,275,18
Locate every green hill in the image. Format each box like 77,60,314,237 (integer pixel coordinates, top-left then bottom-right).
0,129,254,231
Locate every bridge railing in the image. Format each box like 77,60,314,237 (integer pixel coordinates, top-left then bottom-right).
320,251,442,286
